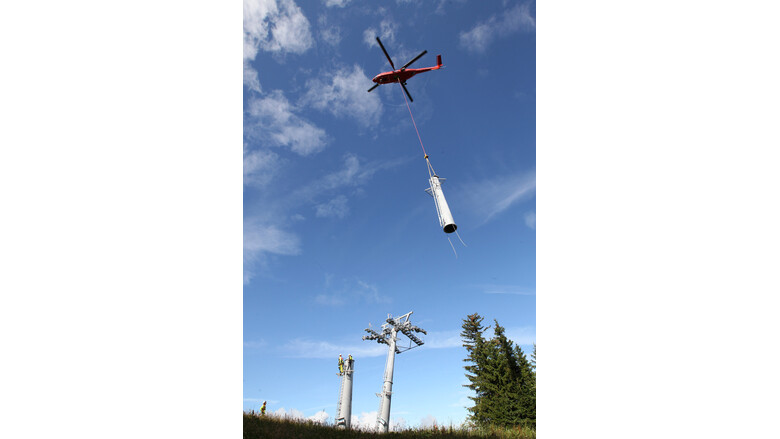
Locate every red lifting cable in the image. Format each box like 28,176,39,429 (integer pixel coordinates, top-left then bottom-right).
398,82,427,158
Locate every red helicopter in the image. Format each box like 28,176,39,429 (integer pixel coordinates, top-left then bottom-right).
367,36,442,102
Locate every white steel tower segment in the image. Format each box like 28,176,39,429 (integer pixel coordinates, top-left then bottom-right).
424,157,457,234
335,357,354,429
362,311,427,433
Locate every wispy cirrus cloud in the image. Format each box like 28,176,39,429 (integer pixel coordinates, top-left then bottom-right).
243,219,301,283
458,170,536,226
246,90,330,156
289,153,407,205
301,65,383,128
280,326,533,360
505,326,536,347
315,278,390,306
244,340,268,348
419,326,535,350
524,211,536,230
244,222,301,257
315,195,349,219
318,16,342,47
423,329,463,349
243,154,406,283
460,1,535,53
282,338,387,358
479,284,535,295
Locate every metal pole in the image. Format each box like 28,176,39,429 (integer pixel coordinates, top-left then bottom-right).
362,312,425,433
335,358,354,429
377,327,397,433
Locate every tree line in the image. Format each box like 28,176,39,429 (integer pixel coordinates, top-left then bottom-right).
461,313,536,429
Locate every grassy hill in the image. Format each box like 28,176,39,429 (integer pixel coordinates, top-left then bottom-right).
243,412,535,439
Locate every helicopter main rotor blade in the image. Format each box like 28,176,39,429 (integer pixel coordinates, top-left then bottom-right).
367,83,380,93
401,50,428,70
375,37,396,70
400,82,414,103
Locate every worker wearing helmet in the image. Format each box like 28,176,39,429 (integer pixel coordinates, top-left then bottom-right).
338,354,344,375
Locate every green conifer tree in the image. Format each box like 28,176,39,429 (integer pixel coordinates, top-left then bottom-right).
461,313,490,425
462,314,537,429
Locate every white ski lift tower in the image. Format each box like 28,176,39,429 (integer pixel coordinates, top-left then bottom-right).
335,356,355,429
362,311,427,433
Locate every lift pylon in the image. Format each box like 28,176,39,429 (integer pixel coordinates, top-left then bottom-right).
335,357,355,429
362,311,426,433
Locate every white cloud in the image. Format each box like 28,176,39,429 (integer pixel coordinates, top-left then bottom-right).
459,170,536,226
459,1,535,53
243,0,312,93
435,0,468,15
315,277,391,307
302,65,383,127
364,19,398,48
412,325,535,350
505,326,536,347
308,410,330,424
480,284,535,295
243,154,404,284
244,146,280,187
244,61,262,94
244,222,301,257
319,154,361,188
324,0,351,7
391,417,407,431
244,219,301,282
315,195,349,219
423,329,463,349
320,25,342,47
314,293,345,306
282,338,387,359
524,210,536,230
420,414,438,428
272,407,306,420
289,153,383,204
247,91,329,156
244,0,313,60
352,411,378,431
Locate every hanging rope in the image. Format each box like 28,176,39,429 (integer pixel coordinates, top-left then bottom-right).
398,82,465,255
398,82,427,159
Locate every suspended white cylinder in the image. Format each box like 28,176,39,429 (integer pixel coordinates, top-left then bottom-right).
428,175,457,234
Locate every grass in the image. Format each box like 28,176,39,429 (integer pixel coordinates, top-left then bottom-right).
243,411,535,439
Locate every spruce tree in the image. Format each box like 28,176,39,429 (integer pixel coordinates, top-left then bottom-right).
462,314,537,429
461,313,490,425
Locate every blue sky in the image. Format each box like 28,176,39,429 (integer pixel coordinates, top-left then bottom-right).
243,0,535,429
4,1,780,438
